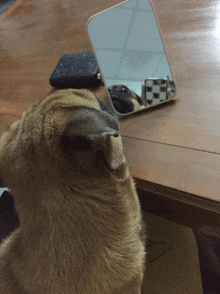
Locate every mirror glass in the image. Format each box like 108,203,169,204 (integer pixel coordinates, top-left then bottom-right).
87,0,176,116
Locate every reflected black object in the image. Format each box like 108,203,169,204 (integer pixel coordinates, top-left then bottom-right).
108,85,143,114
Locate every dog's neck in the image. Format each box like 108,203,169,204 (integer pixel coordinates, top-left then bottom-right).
10,172,141,293
15,169,139,251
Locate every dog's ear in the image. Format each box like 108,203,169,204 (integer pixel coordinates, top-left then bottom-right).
90,132,126,170
60,107,125,170
61,126,125,170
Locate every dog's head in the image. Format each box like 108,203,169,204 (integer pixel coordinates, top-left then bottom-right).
108,85,144,114
0,89,127,191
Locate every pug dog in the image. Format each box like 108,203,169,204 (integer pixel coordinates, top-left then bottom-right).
108,85,144,114
0,89,146,294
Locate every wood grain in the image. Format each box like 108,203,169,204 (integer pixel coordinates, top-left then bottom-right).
137,185,220,239
123,136,220,203
0,0,220,236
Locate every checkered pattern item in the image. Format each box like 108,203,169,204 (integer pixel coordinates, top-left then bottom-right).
145,79,168,106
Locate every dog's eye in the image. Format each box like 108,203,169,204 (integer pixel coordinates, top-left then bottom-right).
120,86,128,93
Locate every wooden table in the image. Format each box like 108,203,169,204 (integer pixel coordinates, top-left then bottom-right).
0,0,220,237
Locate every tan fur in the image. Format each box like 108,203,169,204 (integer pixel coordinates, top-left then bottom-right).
0,89,145,294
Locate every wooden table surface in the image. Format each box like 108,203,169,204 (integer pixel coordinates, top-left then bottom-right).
0,0,220,237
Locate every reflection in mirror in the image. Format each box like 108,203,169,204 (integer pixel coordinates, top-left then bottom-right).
88,0,176,116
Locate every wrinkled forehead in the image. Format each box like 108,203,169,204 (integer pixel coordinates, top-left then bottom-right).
39,89,101,112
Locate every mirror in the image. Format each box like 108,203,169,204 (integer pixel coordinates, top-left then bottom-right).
87,0,176,116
